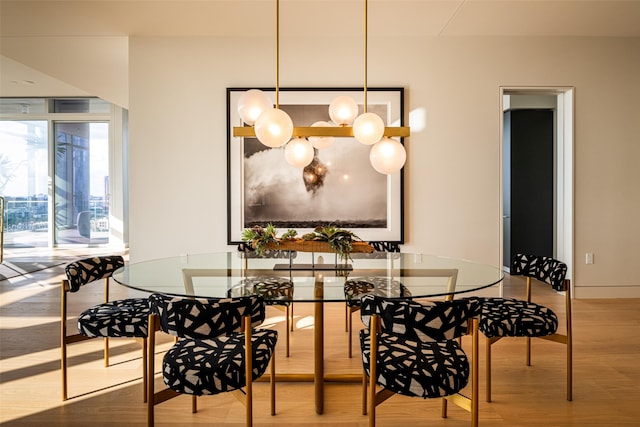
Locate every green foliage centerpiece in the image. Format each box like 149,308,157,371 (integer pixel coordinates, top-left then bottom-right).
241,223,372,262
300,225,360,263
241,223,288,256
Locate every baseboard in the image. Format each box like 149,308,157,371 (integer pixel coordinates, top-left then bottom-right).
573,285,640,299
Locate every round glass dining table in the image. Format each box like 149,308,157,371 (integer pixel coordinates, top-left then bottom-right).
112,251,504,414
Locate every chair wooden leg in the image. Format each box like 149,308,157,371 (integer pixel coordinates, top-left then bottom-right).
486,336,492,403
362,369,368,415
348,308,353,358
285,306,290,357
566,281,573,402
61,341,68,401
147,315,156,427
61,286,68,401
471,318,479,427
142,337,148,403
567,339,573,401
368,315,379,427
441,398,448,418
270,351,276,416
104,277,110,368
345,303,349,332
244,317,253,427
104,337,109,367
192,396,197,413
368,376,376,427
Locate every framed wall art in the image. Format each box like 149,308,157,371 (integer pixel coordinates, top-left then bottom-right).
227,87,405,244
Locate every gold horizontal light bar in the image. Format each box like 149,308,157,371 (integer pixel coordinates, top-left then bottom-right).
233,126,410,138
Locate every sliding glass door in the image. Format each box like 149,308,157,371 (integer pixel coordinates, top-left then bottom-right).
1,97,125,252
54,122,110,245
0,120,49,248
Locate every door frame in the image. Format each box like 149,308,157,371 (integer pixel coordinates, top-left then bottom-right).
499,86,574,284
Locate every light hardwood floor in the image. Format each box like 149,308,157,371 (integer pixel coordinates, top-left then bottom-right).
1,249,639,426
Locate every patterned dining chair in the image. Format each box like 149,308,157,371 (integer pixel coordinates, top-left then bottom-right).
479,253,572,402
343,241,407,357
61,255,150,401
235,243,295,357
146,293,278,427
360,295,481,426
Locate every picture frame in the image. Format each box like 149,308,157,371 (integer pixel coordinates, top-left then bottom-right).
227,87,405,245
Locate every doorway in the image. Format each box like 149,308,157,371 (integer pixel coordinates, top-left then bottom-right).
504,108,554,267
500,88,574,279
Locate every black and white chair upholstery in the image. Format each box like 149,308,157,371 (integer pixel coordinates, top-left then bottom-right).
344,276,411,358
147,293,278,427
479,253,572,402
360,295,481,426
235,243,295,357
343,241,405,358
61,255,150,401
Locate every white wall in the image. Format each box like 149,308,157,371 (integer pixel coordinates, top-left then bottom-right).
2,32,638,297
125,34,640,297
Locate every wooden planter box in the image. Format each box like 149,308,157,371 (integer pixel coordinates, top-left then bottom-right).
261,239,374,254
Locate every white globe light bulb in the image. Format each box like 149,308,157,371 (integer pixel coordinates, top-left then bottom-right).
309,121,335,149
285,137,315,168
254,108,293,148
370,137,406,174
237,89,272,125
328,96,359,126
353,112,385,145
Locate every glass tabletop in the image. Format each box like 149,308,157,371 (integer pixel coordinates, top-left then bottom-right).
112,251,503,302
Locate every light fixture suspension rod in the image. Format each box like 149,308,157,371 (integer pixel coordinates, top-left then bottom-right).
276,0,280,108
363,0,368,113
233,0,411,141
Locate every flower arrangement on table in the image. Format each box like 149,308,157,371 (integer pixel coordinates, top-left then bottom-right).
241,223,374,262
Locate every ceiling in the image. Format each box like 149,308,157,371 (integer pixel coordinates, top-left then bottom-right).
1,0,639,100
2,0,639,38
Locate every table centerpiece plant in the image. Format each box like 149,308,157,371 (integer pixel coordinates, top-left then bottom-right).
241,223,372,262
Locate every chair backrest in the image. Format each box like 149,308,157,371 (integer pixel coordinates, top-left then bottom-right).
65,255,125,292
369,241,401,253
350,241,401,260
345,277,412,300
511,253,568,291
360,295,481,342
227,277,294,301
149,293,265,339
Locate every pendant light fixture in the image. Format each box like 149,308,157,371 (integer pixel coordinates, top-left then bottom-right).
351,0,386,146
254,0,295,150
234,0,409,173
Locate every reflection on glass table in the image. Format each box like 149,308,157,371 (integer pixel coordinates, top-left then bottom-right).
113,251,504,415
